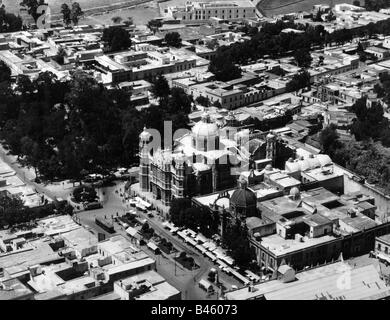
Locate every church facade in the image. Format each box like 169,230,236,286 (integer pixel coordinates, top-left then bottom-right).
138,111,293,206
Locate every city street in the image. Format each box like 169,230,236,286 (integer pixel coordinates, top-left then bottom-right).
74,182,243,299
0,142,243,299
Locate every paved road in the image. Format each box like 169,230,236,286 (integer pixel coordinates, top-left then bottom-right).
134,206,243,297
76,183,242,299
0,146,58,201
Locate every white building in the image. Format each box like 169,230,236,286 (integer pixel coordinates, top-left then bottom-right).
166,1,257,24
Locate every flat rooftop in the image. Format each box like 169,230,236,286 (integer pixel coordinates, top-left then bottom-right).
259,233,337,256
0,278,33,300
0,241,60,276
225,262,390,300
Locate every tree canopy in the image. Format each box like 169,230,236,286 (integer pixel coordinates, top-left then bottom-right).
223,223,256,270
0,5,22,32
70,2,83,25
169,198,219,238
164,32,182,48
293,48,313,68
61,3,71,26
0,61,11,83
286,71,311,92
0,69,193,182
102,26,132,52
208,53,241,82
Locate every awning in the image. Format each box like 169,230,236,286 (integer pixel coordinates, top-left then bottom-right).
135,197,152,208
126,227,138,237
187,238,198,247
199,279,212,289
195,244,207,253
147,242,158,251
205,251,217,261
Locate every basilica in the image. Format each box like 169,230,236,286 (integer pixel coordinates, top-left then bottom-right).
138,111,294,206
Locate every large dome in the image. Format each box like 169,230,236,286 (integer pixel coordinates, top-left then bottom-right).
192,112,219,138
230,186,257,209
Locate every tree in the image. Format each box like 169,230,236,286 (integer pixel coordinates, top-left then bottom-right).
209,53,241,82
55,46,67,64
0,5,23,33
195,96,210,107
20,0,46,22
205,38,218,50
124,16,133,26
223,223,255,269
319,124,341,154
151,75,170,100
20,135,44,177
61,3,71,26
208,271,216,282
111,16,123,24
0,61,11,83
102,26,132,52
16,75,36,96
286,71,311,92
353,0,361,6
164,32,182,48
70,2,83,25
141,222,150,233
147,19,162,33
293,48,312,68
169,198,192,226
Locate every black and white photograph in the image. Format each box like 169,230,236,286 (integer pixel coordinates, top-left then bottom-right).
0,0,390,309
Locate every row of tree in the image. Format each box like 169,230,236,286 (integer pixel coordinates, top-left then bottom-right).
363,0,390,11
222,223,256,270
319,94,390,194
60,2,84,27
0,193,73,227
320,126,390,194
209,17,390,81
169,198,257,269
169,198,219,238
0,67,191,181
0,5,22,33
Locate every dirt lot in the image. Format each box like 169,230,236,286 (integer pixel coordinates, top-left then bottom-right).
257,0,356,17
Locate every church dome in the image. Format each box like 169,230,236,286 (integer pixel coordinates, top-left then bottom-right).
192,112,219,138
230,183,257,209
289,187,300,197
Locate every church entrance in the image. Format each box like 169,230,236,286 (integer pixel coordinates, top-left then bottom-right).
156,187,162,200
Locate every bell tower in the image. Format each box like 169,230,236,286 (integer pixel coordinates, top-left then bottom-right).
266,131,276,166
139,127,151,192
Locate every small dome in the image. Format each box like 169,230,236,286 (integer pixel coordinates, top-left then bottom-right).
266,131,276,139
192,113,219,137
265,164,273,171
288,157,294,162
290,187,300,197
140,127,151,141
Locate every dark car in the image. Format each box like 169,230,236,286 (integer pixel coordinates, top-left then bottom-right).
85,202,103,210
